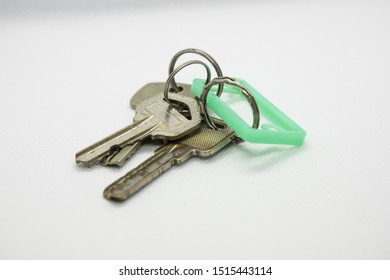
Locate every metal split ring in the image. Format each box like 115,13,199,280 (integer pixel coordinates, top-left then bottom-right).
199,76,260,131
168,48,224,96
163,60,211,108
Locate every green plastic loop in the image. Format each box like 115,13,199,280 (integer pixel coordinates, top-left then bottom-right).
191,78,306,145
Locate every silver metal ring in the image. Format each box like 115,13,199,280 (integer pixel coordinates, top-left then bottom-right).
168,48,224,96
164,60,211,108
199,76,260,131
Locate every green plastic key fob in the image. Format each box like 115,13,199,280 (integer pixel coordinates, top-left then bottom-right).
191,78,306,145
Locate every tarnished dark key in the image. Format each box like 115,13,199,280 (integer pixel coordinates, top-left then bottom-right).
103,121,236,201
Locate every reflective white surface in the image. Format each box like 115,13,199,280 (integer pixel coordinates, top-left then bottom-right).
1,0,389,259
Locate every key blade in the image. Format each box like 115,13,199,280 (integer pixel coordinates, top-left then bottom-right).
75,116,160,166
104,120,236,202
100,141,141,167
103,144,193,201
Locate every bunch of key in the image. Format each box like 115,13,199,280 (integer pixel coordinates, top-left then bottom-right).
75,48,306,202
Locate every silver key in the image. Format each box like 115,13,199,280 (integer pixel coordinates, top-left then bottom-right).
103,120,236,201
100,83,195,167
130,82,194,109
75,93,202,166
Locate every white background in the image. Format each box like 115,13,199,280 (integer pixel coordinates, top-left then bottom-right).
0,0,389,259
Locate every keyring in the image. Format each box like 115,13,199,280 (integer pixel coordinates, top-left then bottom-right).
163,60,211,109
168,48,224,96
200,76,260,131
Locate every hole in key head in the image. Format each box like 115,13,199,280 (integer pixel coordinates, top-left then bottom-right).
169,86,183,93
169,99,192,120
